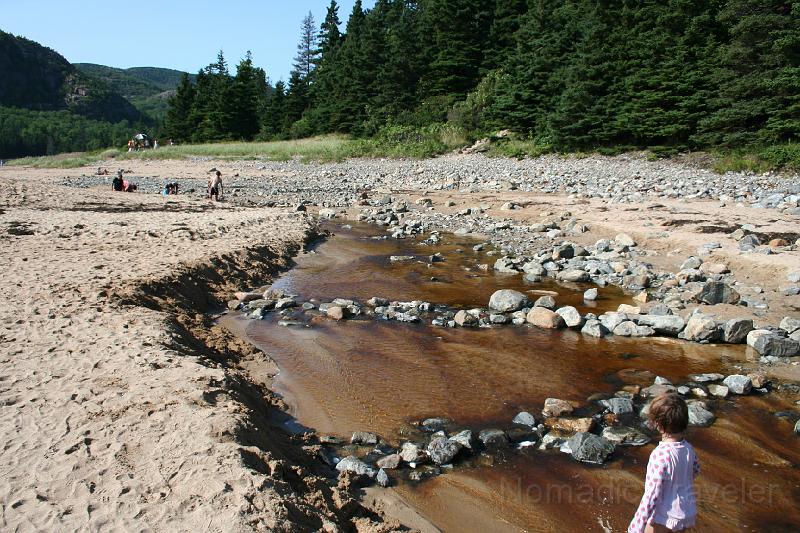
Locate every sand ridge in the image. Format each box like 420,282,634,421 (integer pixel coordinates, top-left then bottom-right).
0,176,406,532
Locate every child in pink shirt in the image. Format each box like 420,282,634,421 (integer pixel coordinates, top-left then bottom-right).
629,393,700,533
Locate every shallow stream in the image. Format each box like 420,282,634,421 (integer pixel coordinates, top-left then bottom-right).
238,222,800,532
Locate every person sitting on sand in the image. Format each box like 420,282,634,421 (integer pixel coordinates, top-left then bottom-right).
112,170,124,191
207,170,223,201
122,178,137,192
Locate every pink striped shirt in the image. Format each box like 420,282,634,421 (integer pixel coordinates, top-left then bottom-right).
629,440,700,533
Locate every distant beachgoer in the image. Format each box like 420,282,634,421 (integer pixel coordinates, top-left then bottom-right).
112,170,124,191
208,170,223,201
122,178,137,192
629,393,699,533
162,182,179,196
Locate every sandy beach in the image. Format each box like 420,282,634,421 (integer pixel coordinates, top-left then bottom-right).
0,172,414,531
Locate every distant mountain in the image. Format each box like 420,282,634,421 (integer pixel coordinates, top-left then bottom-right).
75,64,196,118
0,30,144,124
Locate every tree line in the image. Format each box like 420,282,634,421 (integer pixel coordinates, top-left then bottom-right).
163,0,800,151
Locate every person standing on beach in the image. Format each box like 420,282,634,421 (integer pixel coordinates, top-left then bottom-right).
208,170,223,201
629,393,699,532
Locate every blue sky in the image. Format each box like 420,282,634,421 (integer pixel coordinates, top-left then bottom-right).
1,0,375,82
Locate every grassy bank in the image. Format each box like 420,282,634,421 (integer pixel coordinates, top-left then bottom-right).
7,130,798,176
7,126,469,169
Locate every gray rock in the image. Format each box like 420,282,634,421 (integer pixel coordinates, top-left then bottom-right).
493,257,518,273
581,319,608,338
613,321,655,337
557,269,590,283
335,456,376,478
376,454,402,469
399,442,424,463
351,431,379,445
688,373,724,383
421,418,451,432
567,432,615,464
583,288,598,301
695,281,740,305
637,315,686,336
723,375,752,395
376,468,390,487
687,401,715,427
449,430,474,450
427,436,462,465
648,303,673,316
489,289,529,312
601,426,650,446
748,330,800,356
779,317,800,334
513,411,537,427
555,306,583,328
599,312,627,332
680,256,703,270
722,318,754,344
707,384,729,398
478,428,509,446
522,261,546,276
454,310,479,327
534,296,556,309
542,398,575,417
615,233,636,247
600,397,635,415
680,313,719,342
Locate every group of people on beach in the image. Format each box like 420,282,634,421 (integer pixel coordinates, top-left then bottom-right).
109,168,223,201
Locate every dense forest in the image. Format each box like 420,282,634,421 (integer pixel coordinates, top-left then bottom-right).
164,0,799,152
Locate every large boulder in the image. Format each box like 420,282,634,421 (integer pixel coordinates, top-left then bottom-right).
615,233,637,247
779,317,800,334
512,411,537,427
747,330,800,356
566,432,615,464
600,397,634,415
601,426,650,446
399,442,424,463
722,374,752,395
687,401,715,427
722,318,754,344
581,319,608,338
454,310,479,327
695,281,740,305
680,313,720,342
555,306,583,328
527,307,565,329
489,289,529,312
478,428,509,446
557,270,590,283
544,417,595,434
613,321,655,337
542,398,576,417
534,295,557,309
637,315,686,336
426,436,462,465
335,456,376,478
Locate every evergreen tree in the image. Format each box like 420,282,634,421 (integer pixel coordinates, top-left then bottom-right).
225,52,264,140
697,0,800,146
418,0,494,98
308,0,344,132
482,0,527,72
261,80,287,138
328,0,370,132
294,12,319,81
163,73,195,142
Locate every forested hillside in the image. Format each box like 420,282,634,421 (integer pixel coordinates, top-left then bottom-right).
164,0,799,155
75,64,196,118
0,31,157,159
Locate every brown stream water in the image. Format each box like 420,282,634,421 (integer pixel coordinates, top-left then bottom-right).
240,222,800,532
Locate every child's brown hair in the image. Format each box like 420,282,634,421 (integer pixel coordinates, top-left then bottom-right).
648,393,689,434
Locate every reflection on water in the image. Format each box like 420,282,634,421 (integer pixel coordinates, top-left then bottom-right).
243,222,800,532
